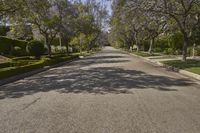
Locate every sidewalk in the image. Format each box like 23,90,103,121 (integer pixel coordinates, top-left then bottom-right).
129,53,200,81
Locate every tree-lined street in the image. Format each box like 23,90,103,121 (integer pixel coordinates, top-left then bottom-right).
0,0,200,132
0,47,200,133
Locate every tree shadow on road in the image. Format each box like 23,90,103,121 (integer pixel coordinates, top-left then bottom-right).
0,66,195,99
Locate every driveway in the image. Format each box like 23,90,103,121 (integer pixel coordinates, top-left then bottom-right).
0,47,200,133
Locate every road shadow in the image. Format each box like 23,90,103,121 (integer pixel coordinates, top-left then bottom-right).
74,53,130,66
86,55,126,60
0,66,195,99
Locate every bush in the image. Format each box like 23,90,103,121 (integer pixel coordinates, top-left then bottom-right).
51,46,67,53
0,36,28,56
0,60,45,80
155,38,169,51
10,46,23,56
0,54,79,80
0,59,39,69
0,62,11,68
153,48,163,53
163,48,175,55
0,36,13,55
12,56,35,61
187,45,200,56
0,26,10,36
168,32,183,51
45,55,78,66
27,40,45,57
141,40,150,51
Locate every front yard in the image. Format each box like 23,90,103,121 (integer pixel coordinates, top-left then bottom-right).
0,54,79,80
162,60,200,75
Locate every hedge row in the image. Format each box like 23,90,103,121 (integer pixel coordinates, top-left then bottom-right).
0,60,45,79
0,36,28,56
0,54,79,80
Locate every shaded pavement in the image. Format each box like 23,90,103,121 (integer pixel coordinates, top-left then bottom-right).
0,47,200,133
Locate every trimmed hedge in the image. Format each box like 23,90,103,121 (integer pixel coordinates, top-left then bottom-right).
27,40,45,57
0,62,11,68
0,36,28,56
0,60,45,79
0,54,79,80
0,60,38,69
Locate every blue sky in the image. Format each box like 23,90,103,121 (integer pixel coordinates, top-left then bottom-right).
80,0,112,15
103,0,112,15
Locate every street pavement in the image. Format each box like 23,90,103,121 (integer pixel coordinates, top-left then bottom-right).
0,46,200,133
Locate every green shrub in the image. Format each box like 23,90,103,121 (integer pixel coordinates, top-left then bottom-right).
187,45,200,56
168,32,183,51
155,38,169,51
0,26,10,36
51,38,60,46
27,40,45,57
141,40,150,51
0,54,79,80
163,48,175,55
0,59,39,69
0,36,13,55
10,46,23,56
12,56,33,61
0,60,45,79
153,48,163,53
0,36,28,56
0,62,11,68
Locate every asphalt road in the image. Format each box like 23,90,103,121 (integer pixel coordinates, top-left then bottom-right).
0,47,200,133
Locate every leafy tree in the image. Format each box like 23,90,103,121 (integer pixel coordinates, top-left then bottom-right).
139,0,200,61
9,0,61,56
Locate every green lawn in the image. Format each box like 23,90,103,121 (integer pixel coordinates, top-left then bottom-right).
132,51,162,57
162,60,200,75
185,67,200,75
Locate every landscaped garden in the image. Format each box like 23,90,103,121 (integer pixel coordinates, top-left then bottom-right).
0,37,80,79
0,36,100,80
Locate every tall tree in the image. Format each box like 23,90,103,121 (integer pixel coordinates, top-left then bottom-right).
139,0,200,61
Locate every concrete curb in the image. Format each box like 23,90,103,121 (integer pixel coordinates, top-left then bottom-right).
124,51,200,81
0,57,80,86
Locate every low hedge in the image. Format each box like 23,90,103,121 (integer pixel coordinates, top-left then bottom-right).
0,54,79,80
0,60,45,79
0,59,38,69
12,56,36,61
45,56,76,66
0,62,11,68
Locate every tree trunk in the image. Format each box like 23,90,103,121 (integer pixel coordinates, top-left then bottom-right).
66,43,69,54
136,43,141,52
193,43,196,58
182,33,189,61
47,43,52,57
148,38,154,54
135,39,139,52
79,38,82,55
134,32,140,52
59,33,62,47
45,37,52,57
